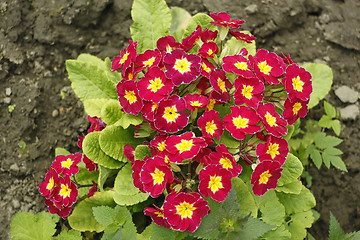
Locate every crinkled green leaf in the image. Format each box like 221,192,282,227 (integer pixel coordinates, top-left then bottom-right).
83,98,111,117
229,216,274,240
68,191,116,232
92,206,116,227
220,33,256,62
218,130,240,149
104,57,122,85
101,99,124,125
77,53,106,69
277,185,316,214
83,131,125,169
130,0,171,53
10,211,58,240
331,119,342,136
56,229,82,240
232,177,257,217
138,223,153,240
323,152,347,172
134,145,152,161
170,7,191,41
276,180,303,194
261,225,292,240
151,224,176,240
66,60,117,101
277,153,303,186
303,63,333,109
98,166,118,192
254,190,285,226
322,151,331,168
307,144,322,169
285,210,314,240
55,147,70,157
99,125,143,162
75,166,99,198
115,113,143,129
324,101,337,118
113,164,149,205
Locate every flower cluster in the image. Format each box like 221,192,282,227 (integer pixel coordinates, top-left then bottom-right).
111,12,312,231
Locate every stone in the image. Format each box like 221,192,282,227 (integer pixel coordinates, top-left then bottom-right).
3,97,11,104
339,104,359,120
12,199,20,209
245,4,258,15
335,86,359,103
52,109,59,117
5,88,12,96
9,163,19,172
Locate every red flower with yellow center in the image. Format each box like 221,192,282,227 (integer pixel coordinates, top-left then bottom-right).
234,75,264,108
135,49,161,71
138,67,174,103
209,12,245,29
181,25,203,52
157,36,182,53
251,160,283,196
154,95,189,133
199,42,218,58
197,110,224,140
51,153,81,176
39,167,59,199
229,30,256,43
144,206,171,229
209,144,242,177
223,106,261,140
44,199,72,219
163,192,210,232
131,159,147,193
140,156,174,198
210,69,232,95
257,102,288,137
256,135,289,166
222,55,254,78
117,80,143,115
53,175,78,207
282,64,312,101
200,58,215,78
184,94,208,111
283,97,309,125
199,164,232,202
164,49,201,86
201,28,218,42
111,40,137,76
141,101,158,122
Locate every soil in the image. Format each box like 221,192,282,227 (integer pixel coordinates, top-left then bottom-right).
0,0,359,239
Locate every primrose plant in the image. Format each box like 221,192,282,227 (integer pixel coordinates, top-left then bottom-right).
29,1,320,239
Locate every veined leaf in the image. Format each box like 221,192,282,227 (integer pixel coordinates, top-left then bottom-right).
261,225,292,240
318,115,333,129
254,190,285,226
56,229,82,240
115,113,143,129
130,0,171,53
323,152,347,172
55,147,70,156
314,133,343,148
329,212,345,240
98,166,118,191
134,145,152,161
170,7,191,41
83,98,111,117
277,153,303,186
285,210,314,240
331,119,342,136
276,180,303,194
277,185,316,214
184,13,217,37
101,99,124,125
151,224,177,240
232,177,257,217
306,144,322,169
324,101,337,118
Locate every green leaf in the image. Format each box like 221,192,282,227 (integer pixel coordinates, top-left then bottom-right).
92,206,116,227
318,115,333,128
10,211,58,240
151,224,176,240
130,0,171,53
83,98,111,117
75,166,99,198
329,212,345,240
230,216,274,240
254,190,285,226
77,53,106,69
104,57,122,85
138,223,153,240
285,210,314,240
277,153,303,186
306,144,322,169
261,225,292,240
98,166,118,192
101,99,124,125
56,229,82,240
113,164,149,205
115,113,143,129
68,191,116,232
315,133,343,148
277,185,316,214
55,147,70,156
303,63,333,109
276,180,303,194
324,147,343,156
232,177,257,217
331,119,342,136
322,151,331,168
83,131,125,169
324,101,337,118
134,145,152,161
323,153,347,172
218,130,240,149
169,7,191,41
99,125,143,162
184,13,217,38
66,60,117,101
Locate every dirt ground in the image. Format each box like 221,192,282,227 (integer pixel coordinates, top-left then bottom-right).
1,0,359,239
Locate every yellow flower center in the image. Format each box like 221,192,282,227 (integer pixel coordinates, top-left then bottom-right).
175,139,194,154
128,73,134,80
292,76,304,92
234,61,248,71
207,99,216,111
259,170,272,184
59,184,71,198
143,57,155,67
242,85,254,100
207,49,213,56
292,102,302,115
46,177,54,190
61,158,73,169
265,112,277,127
208,175,223,193
155,211,164,218
219,157,233,169
233,116,249,129
124,90,137,104
205,120,217,135
163,106,179,123
176,201,196,219
266,143,280,159
174,58,191,74
258,61,272,75
148,78,164,93
157,141,166,152
217,78,227,92
151,103,158,112
150,168,165,185
190,101,202,107
119,52,129,64
201,62,211,73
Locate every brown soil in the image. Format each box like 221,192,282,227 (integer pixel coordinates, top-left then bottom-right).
1,0,359,239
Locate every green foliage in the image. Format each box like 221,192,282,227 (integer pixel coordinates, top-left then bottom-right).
11,211,58,240
114,113,143,129
231,177,257,217
101,99,123,125
220,34,256,61
328,211,360,240
183,13,217,38
75,166,99,198
134,145,152,161
169,7,191,41
83,99,111,117
130,0,171,53
98,166,118,192
277,186,316,215
151,224,177,240
319,101,341,135
55,147,70,156
277,153,303,187
55,229,82,240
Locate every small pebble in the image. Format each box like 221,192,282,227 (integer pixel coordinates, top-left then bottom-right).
9,163,19,172
3,97,11,104
245,4,258,15
335,86,359,103
52,109,59,117
12,199,20,209
5,87,12,96
339,104,359,120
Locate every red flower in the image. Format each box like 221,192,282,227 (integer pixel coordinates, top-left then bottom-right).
163,192,210,232
111,40,137,75
229,30,256,43
223,106,261,140
256,135,289,166
199,164,233,202
222,55,254,78
88,181,98,198
154,95,189,133
117,80,143,115
122,63,139,81
257,102,288,137
197,110,224,140
251,160,282,196
87,115,106,133
140,156,174,198
209,144,242,177
157,36,181,53
53,175,78,207
201,28,218,42
135,49,161,71
234,75,264,108
283,97,309,125
282,64,312,101
132,159,147,193
39,167,59,199
166,132,207,163
209,12,245,29
144,206,171,229
210,69,232,95
194,147,212,166
181,25,203,52
150,135,168,154
51,154,81,177
124,145,135,163
142,101,158,122
164,49,201,86
200,58,215,79
184,94,208,111
138,67,174,103
82,154,98,172
44,199,72,219
198,42,218,58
